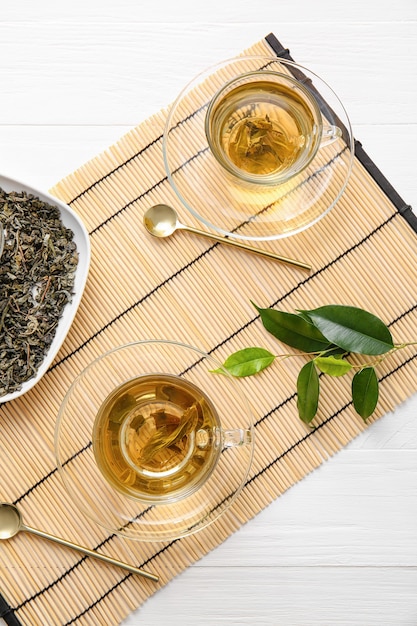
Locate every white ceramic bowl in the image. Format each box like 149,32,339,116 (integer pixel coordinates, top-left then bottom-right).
0,174,91,403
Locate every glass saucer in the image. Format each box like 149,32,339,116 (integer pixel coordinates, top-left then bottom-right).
54,340,254,542
163,56,354,241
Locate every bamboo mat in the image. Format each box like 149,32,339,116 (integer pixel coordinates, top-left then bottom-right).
1,34,417,626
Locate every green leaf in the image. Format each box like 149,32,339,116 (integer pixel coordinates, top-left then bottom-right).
297,361,320,423
352,367,379,420
211,347,275,377
314,355,352,377
300,305,394,355
296,310,314,323
252,303,332,353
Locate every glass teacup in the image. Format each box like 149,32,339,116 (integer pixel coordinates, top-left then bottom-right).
92,370,252,504
55,340,254,541
205,70,342,186
163,55,353,241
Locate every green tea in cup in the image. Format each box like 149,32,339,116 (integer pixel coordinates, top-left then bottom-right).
205,70,341,186
92,374,221,503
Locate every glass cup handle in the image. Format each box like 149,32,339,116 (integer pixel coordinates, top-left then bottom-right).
222,429,252,448
320,124,343,147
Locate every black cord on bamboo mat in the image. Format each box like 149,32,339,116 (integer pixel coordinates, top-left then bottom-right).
0,594,23,626
265,31,417,235
354,140,417,233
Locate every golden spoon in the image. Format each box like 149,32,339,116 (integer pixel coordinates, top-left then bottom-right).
0,502,158,582
143,204,311,271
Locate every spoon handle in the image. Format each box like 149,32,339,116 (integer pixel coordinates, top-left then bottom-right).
22,524,158,581
181,225,311,271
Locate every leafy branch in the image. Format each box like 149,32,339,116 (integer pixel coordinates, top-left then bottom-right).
212,303,414,424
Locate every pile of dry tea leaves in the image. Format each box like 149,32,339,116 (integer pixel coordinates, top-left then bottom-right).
0,187,78,397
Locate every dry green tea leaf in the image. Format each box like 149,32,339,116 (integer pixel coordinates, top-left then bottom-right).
0,187,78,396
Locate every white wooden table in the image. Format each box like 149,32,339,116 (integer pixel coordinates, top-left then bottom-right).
1,2,417,624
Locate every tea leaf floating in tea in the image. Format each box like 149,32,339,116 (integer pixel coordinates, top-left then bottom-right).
229,114,300,175
139,403,200,465
0,187,78,397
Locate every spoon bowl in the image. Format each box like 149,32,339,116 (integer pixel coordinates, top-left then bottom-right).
143,203,178,237
0,502,21,539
